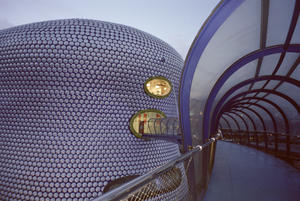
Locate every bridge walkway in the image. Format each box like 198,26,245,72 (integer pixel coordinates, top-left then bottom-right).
204,141,300,201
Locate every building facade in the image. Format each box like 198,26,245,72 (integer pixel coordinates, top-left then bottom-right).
0,19,187,200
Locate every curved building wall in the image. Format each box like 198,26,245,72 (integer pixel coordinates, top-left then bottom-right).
0,19,185,200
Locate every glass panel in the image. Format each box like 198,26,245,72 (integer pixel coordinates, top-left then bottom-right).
291,6,300,44
189,0,261,141
259,53,281,76
252,80,280,90
222,114,239,130
276,82,300,135
248,104,274,132
214,59,258,109
290,63,300,80
144,76,172,98
229,112,247,130
267,94,297,119
130,109,166,137
276,53,300,76
257,100,285,133
266,0,295,46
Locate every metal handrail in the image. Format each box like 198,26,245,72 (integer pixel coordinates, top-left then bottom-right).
92,133,222,201
221,129,300,137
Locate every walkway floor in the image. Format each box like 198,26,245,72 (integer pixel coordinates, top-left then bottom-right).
203,141,300,201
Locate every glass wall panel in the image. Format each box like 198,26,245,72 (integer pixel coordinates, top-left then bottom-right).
258,53,281,76
214,60,258,108
291,10,300,44
266,0,295,46
189,0,260,142
276,53,300,76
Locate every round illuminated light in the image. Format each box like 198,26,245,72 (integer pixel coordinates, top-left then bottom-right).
144,76,172,98
129,109,166,138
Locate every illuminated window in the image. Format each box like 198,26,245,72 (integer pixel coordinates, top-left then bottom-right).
129,109,166,138
144,76,172,98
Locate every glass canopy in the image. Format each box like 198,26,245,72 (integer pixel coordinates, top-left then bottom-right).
179,1,300,197
180,0,300,148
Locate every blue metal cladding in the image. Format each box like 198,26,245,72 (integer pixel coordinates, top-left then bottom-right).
0,19,188,200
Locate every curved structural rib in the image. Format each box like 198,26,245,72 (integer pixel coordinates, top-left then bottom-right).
231,106,267,131
179,0,246,149
202,45,300,140
230,108,257,131
227,102,276,132
229,89,300,114
229,97,289,132
223,111,249,131
220,116,232,130
222,113,241,130
211,75,300,136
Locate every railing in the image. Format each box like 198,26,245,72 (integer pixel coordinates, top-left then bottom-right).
221,129,300,160
92,133,222,201
139,117,183,144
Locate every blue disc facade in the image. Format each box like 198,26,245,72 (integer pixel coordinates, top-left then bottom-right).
0,19,187,200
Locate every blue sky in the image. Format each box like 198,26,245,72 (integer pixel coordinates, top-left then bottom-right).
0,0,219,58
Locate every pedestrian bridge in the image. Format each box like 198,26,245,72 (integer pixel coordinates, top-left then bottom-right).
97,0,300,200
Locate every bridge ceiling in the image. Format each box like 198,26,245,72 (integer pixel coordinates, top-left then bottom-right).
179,0,300,150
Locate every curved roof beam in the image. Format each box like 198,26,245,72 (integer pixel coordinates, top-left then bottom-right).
249,0,300,93
222,113,241,130
251,55,300,101
220,116,232,130
180,1,300,146
247,1,300,106
211,75,300,137
231,89,300,114
218,122,224,130
224,111,249,131
247,0,269,92
179,0,245,149
230,106,266,131
201,45,300,140
227,97,289,132
226,102,277,133
265,0,300,76
229,108,257,131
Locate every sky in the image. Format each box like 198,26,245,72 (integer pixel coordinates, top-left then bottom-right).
0,0,219,58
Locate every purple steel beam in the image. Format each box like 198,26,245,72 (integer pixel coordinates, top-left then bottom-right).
222,113,241,130
247,0,300,101
224,111,249,131
230,108,257,131
231,106,266,131
227,102,277,132
212,75,300,135
220,116,232,130
179,0,245,150
206,66,300,140
225,97,289,132
233,89,300,114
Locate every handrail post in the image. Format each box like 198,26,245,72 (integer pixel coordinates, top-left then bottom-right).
264,132,268,150
256,132,259,148
275,133,278,152
247,131,250,145
286,134,290,155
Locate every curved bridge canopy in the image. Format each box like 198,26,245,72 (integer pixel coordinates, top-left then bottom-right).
180,0,300,149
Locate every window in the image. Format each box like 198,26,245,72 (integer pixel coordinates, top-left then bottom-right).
129,109,166,138
144,76,172,98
